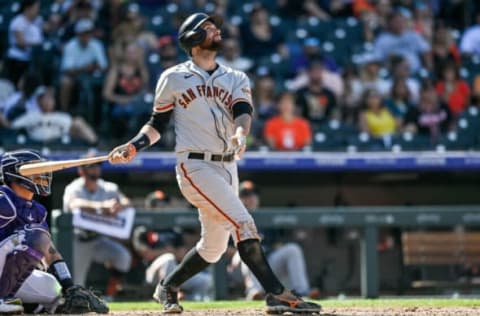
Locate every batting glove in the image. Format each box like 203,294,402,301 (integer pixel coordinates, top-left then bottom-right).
108,143,137,164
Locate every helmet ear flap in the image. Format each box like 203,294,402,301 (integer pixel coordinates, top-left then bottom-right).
184,28,207,49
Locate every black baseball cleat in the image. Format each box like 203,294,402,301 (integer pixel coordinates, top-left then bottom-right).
153,281,184,314
265,289,321,315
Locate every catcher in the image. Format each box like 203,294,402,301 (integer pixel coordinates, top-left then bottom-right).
0,149,109,314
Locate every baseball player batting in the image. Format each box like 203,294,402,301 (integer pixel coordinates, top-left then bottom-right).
109,13,321,315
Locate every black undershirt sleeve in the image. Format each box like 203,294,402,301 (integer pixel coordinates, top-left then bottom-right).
232,101,253,119
147,110,173,133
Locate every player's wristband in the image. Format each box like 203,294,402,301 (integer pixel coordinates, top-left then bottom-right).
129,133,151,151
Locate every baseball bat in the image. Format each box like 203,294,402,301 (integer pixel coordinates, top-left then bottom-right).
19,155,109,176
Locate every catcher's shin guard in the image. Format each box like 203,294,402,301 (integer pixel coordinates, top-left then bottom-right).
0,246,43,298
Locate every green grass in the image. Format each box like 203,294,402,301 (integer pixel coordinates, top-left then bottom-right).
109,298,480,311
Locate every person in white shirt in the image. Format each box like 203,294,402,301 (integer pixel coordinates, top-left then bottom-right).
59,18,108,112
3,0,43,86
216,38,253,72
11,86,98,144
460,12,480,58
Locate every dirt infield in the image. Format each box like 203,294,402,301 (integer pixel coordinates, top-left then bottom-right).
109,306,480,315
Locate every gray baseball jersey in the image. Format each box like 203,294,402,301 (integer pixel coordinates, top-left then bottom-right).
153,60,259,263
154,60,253,153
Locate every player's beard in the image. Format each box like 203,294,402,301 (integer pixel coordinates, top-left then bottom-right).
200,37,223,52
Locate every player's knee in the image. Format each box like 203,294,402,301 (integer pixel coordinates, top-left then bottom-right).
16,271,62,304
23,224,52,256
236,220,260,243
196,241,228,263
113,249,132,273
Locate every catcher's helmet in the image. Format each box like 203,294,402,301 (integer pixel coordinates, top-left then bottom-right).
1,150,52,196
178,12,222,55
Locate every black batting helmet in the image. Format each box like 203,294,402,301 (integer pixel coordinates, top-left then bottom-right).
178,12,222,55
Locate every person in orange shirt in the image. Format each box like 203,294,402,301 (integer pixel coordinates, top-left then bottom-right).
435,63,470,119
263,92,312,151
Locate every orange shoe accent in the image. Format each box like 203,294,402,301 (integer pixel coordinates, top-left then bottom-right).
105,277,121,297
274,294,302,308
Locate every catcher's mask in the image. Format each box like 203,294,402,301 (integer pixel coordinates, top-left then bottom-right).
0,150,52,196
178,12,223,55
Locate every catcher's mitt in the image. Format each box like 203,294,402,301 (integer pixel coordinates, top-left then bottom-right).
57,285,109,314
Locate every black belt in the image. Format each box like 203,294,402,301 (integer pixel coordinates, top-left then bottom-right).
188,152,235,162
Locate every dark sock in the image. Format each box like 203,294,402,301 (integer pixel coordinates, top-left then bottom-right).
163,248,210,288
48,260,74,292
237,239,284,295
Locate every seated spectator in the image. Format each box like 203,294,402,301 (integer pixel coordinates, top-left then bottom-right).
359,89,398,138
63,159,133,299
432,22,460,79
60,18,108,113
352,53,390,99
295,60,338,126
340,66,362,125
228,181,319,300
374,10,431,74
132,227,212,301
404,87,452,142
103,42,149,139
59,0,99,44
385,79,415,121
3,0,43,86
264,92,312,151
385,56,420,103
435,63,470,120
11,86,98,145
240,4,286,59
459,11,480,59
216,38,253,72
1,71,42,123
110,2,158,58
253,74,277,122
288,58,344,100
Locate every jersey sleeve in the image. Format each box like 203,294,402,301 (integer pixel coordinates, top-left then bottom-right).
153,71,175,113
0,191,16,228
231,72,253,108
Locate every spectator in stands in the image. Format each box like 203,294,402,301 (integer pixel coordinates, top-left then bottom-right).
295,60,338,126
373,10,431,74
385,79,414,122
216,38,253,72
253,74,277,122
435,63,470,120
459,11,480,58
432,22,461,79
278,0,331,21
1,71,42,123
110,3,158,63
145,190,172,210
3,0,43,86
385,56,420,103
63,159,133,300
59,0,99,44
241,4,286,59
11,86,98,145
264,92,312,151
352,53,390,99
228,180,319,300
404,86,452,142
132,227,213,301
359,89,399,139
412,1,434,43
340,66,362,125
60,18,108,113
103,42,149,139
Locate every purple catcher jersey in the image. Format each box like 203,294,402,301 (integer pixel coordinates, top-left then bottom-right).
0,185,49,241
